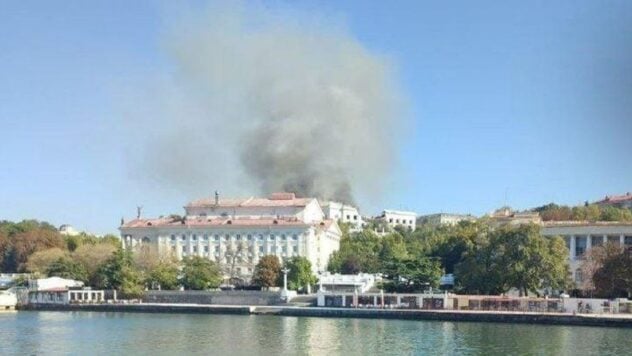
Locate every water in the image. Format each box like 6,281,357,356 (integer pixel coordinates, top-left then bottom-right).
1,311,631,355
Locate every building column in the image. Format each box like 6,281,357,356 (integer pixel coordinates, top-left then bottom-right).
570,236,576,260
586,235,592,251
373,296,378,307
620,235,625,247
603,235,608,245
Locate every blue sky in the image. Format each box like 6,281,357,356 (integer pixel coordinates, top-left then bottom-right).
1,1,630,234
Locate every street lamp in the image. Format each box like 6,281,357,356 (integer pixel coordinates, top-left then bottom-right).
281,267,290,292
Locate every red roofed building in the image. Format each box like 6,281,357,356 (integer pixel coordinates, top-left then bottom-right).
596,192,632,209
119,193,342,284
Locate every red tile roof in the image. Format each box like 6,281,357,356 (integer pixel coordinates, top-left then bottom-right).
185,193,314,209
120,216,336,229
598,193,632,204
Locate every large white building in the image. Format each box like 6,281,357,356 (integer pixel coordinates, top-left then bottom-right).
119,193,342,283
541,221,632,285
376,210,417,231
322,201,364,231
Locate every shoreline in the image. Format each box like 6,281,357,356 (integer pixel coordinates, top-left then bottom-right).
18,303,632,328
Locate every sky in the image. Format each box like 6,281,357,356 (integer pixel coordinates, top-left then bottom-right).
0,0,630,234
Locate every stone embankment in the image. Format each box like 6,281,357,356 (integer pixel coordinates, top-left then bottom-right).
19,303,632,328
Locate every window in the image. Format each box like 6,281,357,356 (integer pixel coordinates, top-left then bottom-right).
396,219,400,224
258,234,264,241
214,235,220,241
625,236,632,246
170,235,176,241
171,246,176,252
281,234,286,241
203,234,209,241
192,234,197,241
353,215,357,220
193,246,198,253
282,247,287,253
591,236,603,247
270,234,276,241
236,234,241,241
225,234,230,241
575,236,587,258
247,234,252,241
292,234,298,241
346,215,350,220
215,246,220,252
608,236,620,246
293,246,298,253
181,246,186,252
389,218,393,223
181,234,186,241
575,269,583,283
259,246,264,253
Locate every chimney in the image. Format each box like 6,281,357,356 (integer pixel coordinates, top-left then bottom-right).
215,190,219,205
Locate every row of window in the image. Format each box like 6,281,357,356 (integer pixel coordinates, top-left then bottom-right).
174,245,299,254
566,235,632,258
169,233,299,242
388,218,414,225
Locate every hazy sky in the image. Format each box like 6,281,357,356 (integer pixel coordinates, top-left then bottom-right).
1,0,630,234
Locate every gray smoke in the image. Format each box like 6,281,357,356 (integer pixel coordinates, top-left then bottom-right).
127,3,405,204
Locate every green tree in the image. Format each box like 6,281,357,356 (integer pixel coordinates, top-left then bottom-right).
253,255,281,289
25,248,68,275
327,230,382,273
93,248,144,297
382,257,442,292
284,256,316,292
456,224,570,296
181,256,222,290
147,262,180,290
46,257,89,282
72,242,117,285
593,248,632,298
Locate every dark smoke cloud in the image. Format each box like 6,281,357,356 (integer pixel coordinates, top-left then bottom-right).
126,3,405,204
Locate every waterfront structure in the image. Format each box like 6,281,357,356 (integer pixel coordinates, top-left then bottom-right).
487,207,542,227
595,192,632,209
26,276,103,305
120,193,342,282
541,221,632,284
322,201,364,231
376,210,417,231
0,290,17,311
417,213,476,227
318,273,377,293
28,277,84,291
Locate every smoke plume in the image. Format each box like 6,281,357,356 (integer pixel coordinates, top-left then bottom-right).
128,3,405,204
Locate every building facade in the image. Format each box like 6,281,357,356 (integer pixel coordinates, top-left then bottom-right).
376,210,417,231
417,213,476,227
120,193,342,283
322,201,364,231
541,222,632,284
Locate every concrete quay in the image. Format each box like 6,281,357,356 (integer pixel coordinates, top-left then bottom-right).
19,303,632,328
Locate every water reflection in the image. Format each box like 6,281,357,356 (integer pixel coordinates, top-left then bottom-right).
1,312,632,355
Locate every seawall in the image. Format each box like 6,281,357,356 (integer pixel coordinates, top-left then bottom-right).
19,303,632,327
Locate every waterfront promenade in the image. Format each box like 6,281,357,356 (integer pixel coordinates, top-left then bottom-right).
20,303,632,328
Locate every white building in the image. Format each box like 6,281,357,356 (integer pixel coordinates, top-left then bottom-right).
417,213,476,227
376,210,417,231
318,273,377,293
322,201,364,231
28,277,84,291
59,224,80,236
541,222,632,285
120,193,342,283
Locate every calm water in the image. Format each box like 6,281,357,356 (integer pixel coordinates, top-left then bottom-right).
1,311,631,355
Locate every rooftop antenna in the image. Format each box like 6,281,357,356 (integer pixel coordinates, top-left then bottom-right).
215,190,219,205
136,205,143,219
